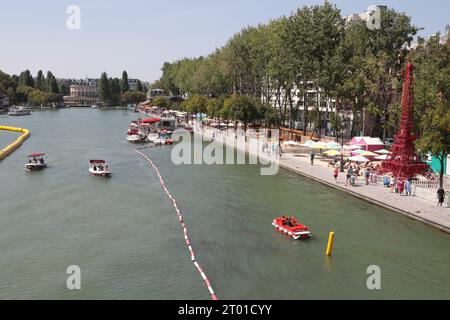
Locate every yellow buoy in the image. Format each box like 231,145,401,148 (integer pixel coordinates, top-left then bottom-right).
0,126,30,160
326,231,335,257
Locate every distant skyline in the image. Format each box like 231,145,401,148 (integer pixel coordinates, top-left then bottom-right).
0,0,448,82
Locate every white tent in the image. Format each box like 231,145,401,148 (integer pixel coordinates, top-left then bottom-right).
349,155,370,162
374,154,389,160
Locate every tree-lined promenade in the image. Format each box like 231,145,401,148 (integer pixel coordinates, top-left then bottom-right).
154,3,449,185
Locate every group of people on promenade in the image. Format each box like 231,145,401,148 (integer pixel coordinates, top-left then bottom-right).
262,141,283,159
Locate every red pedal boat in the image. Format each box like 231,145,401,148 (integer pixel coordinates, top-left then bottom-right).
272,216,311,239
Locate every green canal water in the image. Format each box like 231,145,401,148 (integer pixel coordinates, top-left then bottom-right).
0,109,449,299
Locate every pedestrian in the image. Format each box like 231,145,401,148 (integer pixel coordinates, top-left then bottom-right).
405,179,412,196
351,173,356,187
272,142,275,155
310,151,315,166
383,174,390,188
365,168,370,185
346,166,353,186
397,179,404,195
333,166,339,183
437,188,445,207
390,177,396,193
277,144,283,159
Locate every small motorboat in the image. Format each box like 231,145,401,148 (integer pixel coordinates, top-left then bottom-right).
127,133,147,143
89,160,111,177
91,104,99,109
154,130,174,145
25,153,47,171
272,216,311,239
147,133,159,143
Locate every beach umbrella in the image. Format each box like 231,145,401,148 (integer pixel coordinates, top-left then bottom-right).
326,141,341,149
352,149,365,155
374,154,389,160
300,140,315,147
360,151,379,157
311,141,328,149
375,149,390,154
324,149,342,157
285,140,300,146
343,144,362,150
349,155,370,162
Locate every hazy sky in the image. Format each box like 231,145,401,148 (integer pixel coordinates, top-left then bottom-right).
0,0,448,82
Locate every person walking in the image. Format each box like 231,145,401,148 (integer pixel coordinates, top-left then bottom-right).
333,166,339,183
345,165,353,186
277,143,283,159
397,179,404,195
390,177,396,193
310,151,315,166
405,179,412,196
365,168,370,185
437,188,445,207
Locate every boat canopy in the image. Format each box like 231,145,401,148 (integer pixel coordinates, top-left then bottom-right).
141,118,161,124
89,160,106,164
28,153,46,157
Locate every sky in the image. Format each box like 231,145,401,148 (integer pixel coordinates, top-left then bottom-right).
0,0,448,82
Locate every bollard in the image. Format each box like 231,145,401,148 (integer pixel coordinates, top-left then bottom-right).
326,232,335,257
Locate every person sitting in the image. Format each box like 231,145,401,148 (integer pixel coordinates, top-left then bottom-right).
39,157,44,164
93,166,97,171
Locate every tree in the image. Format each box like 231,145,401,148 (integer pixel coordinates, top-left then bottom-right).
224,95,258,131
414,31,450,189
19,70,34,87
121,70,129,93
35,70,46,91
153,97,169,109
110,78,121,106
122,91,146,105
181,95,207,120
136,80,144,92
417,102,450,189
98,72,111,104
46,71,59,94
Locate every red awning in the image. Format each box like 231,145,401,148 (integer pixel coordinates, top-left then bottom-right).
140,118,161,124
28,153,46,157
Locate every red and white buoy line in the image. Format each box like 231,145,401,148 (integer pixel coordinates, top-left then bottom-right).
134,149,219,300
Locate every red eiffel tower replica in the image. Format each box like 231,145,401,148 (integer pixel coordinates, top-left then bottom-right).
380,61,430,180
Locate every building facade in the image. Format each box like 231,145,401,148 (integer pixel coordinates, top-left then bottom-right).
63,85,100,107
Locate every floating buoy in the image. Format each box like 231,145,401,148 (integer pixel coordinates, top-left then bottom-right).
0,126,30,160
134,149,218,300
326,231,335,257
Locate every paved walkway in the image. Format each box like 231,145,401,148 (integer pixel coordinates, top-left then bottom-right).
195,126,450,233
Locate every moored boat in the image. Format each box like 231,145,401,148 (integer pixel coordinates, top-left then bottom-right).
272,216,311,239
25,153,47,170
8,105,31,116
88,160,111,177
127,133,148,143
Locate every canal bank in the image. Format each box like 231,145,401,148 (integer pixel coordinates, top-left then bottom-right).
1,109,450,299
194,125,450,234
